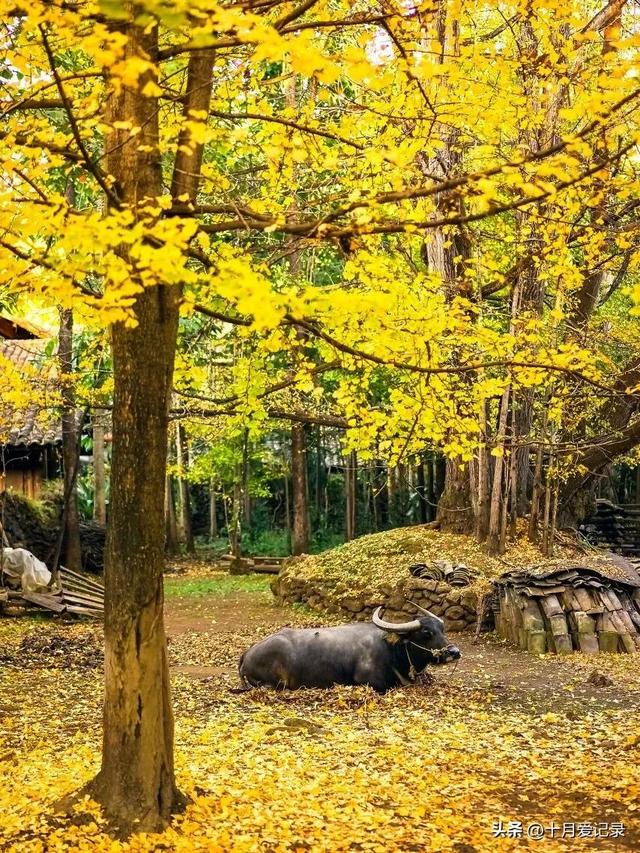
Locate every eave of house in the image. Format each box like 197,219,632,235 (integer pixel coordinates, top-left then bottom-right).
0,314,47,341
0,337,62,448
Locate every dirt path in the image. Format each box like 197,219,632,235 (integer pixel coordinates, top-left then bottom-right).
165,588,295,680
2,576,639,851
164,583,640,713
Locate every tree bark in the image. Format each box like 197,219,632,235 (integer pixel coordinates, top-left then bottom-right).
475,402,490,541
569,6,625,330
230,476,242,561
283,470,291,545
165,475,179,554
386,465,397,528
416,458,428,524
176,423,195,554
291,422,310,554
92,288,182,829
92,408,107,526
558,415,640,525
419,8,476,535
437,458,475,533
487,387,511,554
314,426,323,530
426,455,437,522
209,481,218,540
371,464,380,531
86,11,183,831
345,450,357,541
58,307,82,571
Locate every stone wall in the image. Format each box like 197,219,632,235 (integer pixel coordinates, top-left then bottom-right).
272,571,480,633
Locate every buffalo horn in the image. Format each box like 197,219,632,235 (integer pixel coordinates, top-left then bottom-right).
406,599,445,626
372,607,421,633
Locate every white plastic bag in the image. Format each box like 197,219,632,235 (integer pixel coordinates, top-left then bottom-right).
1,547,52,591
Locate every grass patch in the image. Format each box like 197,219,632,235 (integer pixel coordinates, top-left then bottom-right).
164,573,272,599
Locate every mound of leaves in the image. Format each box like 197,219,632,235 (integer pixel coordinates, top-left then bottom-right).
1,576,640,851
15,629,103,670
279,525,621,603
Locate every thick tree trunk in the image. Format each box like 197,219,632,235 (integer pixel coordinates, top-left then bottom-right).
291,422,309,554
58,307,82,571
556,9,628,526
437,458,475,533
91,288,182,829
243,486,252,533
87,11,183,831
558,416,640,526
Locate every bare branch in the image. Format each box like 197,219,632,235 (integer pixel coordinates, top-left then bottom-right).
581,0,626,34
274,0,319,30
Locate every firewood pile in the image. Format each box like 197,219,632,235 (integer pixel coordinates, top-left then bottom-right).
495,559,640,654
579,499,640,555
0,565,104,618
221,554,285,575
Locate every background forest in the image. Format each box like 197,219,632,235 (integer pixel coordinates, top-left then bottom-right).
2,0,640,842
3,0,640,561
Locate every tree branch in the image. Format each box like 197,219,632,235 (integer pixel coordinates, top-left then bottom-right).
38,26,120,206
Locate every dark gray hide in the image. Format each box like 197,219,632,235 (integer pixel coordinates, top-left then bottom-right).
239,613,461,693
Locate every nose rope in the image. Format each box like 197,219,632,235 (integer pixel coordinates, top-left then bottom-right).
403,641,457,684
404,641,418,681
410,640,442,656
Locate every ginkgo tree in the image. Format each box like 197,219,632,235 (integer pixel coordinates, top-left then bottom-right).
2,0,640,832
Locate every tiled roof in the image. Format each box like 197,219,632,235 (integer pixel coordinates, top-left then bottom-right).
0,314,46,340
498,556,640,590
0,339,62,446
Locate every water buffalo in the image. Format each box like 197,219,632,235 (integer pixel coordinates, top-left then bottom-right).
239,604,461,693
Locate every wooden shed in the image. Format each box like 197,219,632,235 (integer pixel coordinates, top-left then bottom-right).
0,317,61,499
495,557,640,655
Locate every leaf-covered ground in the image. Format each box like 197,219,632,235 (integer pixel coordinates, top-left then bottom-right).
1,570,639,852
282,525,632,601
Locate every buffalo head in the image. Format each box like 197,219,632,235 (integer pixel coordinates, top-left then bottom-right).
372,606,461,665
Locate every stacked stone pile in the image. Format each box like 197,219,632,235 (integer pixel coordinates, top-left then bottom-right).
272,559,480,632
